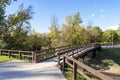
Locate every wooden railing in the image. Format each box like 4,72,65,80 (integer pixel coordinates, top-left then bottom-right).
57,44,113,80
57,44,96,65
0,45,80,63
0,49,35,62
34,45,80,62
62,55,113,80
0,44,101,63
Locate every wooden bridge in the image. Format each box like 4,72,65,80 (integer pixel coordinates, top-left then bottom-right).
0,44,114,80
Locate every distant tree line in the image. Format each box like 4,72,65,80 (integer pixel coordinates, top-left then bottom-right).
1,0,120,51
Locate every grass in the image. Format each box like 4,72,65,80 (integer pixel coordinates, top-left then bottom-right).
63,68,86,80
63,48,120,80
63,67,100,80
0,56,17,63
84,48,120,76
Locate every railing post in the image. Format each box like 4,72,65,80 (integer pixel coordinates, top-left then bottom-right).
52,48,55,56
44,50,47,59
58,54,60,65
32,52,34,62
0,49,2,56
8,50,11,58
32,51,37,63
72,49,74,58
73,62,77,80
19,51,22,59
62,56,65,71
58,47,60,54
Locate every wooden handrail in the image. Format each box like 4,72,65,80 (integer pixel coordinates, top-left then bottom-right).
0,45,79,63
0,43,100,63
57,44,113,80
64,55,113,80
0,49,34,62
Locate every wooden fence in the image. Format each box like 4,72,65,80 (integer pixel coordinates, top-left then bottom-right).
0,49,35,62
0,45,80,63
0,44,101,63
57,44,113,80
62,55,113,80
57,44,96,65
34,45,80,62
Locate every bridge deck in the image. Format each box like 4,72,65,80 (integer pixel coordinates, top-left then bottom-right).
0,58,66,80
0,44,114,80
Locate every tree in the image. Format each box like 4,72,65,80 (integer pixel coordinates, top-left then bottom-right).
49,16,60,46
60,24,72,45
73,12,82,26
60,12,84,45
3,4,33,50
70,26,88,45
0,0,17,48
65,15,73,26
91,26,102,43
103,30,118,45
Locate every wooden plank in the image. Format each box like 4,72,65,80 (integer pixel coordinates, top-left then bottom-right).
22,55,32,57
62,56,65,71
65,55,113,80
66,60,91,80
58,55,60,65
11,53,19,56
73,62,77,80
77,69,91,80
2,52,9,55
0,49,1,56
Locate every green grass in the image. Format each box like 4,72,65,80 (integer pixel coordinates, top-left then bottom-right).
63,68,86,80
84,48,120,70
63,67,100,80
0,56,16,63
64,48,120,80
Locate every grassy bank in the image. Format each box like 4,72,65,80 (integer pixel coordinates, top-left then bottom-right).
63,67,100,80
63,68,85,80
0,56,16,63
85,48,120,70
63,48,120,80
84,48,120,77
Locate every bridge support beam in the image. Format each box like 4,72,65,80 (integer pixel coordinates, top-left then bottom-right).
92,50,96,59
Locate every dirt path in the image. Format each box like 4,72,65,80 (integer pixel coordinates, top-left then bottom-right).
0,58,66,80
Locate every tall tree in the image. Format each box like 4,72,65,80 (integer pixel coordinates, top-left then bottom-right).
91,26,102,43
4,4,33,50
73,12,82,26
49,16,59,46
0,0,16,48
65,15,73,26
103,30,118,45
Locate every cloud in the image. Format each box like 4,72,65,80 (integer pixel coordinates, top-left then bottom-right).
100,9,104,13
105,24,119,30
101,15,105,18
91,13,95,17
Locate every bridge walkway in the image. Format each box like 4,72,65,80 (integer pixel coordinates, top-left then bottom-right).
0,44,114,80
0,58,66,80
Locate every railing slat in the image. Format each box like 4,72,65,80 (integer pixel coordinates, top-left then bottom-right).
65,55,113,80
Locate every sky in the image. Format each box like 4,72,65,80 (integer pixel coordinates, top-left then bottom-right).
6,0,120,33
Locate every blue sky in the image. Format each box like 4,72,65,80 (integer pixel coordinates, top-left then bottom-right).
6,0,120,33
